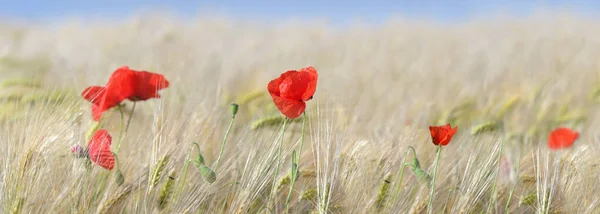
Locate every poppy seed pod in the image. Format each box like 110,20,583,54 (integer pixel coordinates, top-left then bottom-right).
115,170,125,186
230,103,239,117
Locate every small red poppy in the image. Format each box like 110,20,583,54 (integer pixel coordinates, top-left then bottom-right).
87,129,115,170
267,66,318,119
81,66,169,120
548,127,579,150
429,124,458,146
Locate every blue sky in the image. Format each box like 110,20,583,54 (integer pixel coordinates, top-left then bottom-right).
0,0,598,24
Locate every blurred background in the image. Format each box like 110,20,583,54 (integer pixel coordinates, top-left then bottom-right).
1,0,598,24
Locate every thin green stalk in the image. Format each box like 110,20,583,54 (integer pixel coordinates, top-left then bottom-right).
284,113,307,213
297,112,307,167
505,156,521,213
427,145,443,214
177,142,201,199
487,138,505,213
115,102,136,154
393,146,417,203
115,105,126,154
284,172,296,214
269,118,289,211
113,152,121,171
213,113,236,171
124,101,136,133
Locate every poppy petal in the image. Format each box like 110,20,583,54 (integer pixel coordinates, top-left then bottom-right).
429,124,457,146
91,104,103,121
131,71,170,101
268,76,285,97
82,86,106,104
271,95,306,119
87,129,115,170
279,71,317,101
548,128,578,150
300,66,318,101
105,66,137,101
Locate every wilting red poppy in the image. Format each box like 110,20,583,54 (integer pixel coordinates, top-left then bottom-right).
87,129,115,170
429,124,458,146
81,66,170,120
267,66,318,119
548,127,579,150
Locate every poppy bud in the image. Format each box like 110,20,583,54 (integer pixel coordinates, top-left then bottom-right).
192,153,205,167
230,103,239,118
115,170,125,186
410,166,432,188
71,144,86,158
197,165,216,183
410,156,421,169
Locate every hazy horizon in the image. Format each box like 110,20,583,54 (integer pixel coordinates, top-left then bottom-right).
1,0,599,25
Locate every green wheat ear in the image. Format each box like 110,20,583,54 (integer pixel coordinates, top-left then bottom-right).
554,107,587,125
277,174,291,192
158,170,176,210
0,78,40,89
21,88,78,104
435,110,451,125
237,90,266,105
0,88,33,101
251,115,287,130
150,155,169,189
375,173,392,210
470,120,502,135
496,95,520,119
300,188,318,201
0,101,27,121
519,192,537,206
590,86,600,102
11,197,24,214
246,197,264,213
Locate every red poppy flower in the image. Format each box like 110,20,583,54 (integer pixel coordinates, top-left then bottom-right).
548,127,579,150
81,66,170,120
87,129,115,170
429,124,458,146
267,66,318,119
127,69,170,101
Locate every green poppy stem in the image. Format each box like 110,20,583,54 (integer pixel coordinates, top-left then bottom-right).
213,110,237,171
269,118,289,210
427,145,442,214
115,105,126,154
297,112,307,172
113,152,121,171
393,146,417,203
124,101,136,133
177,142,201,199
284,112,307,213
115,102,136,154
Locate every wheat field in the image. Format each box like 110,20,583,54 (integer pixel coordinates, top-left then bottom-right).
1,11,600,214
